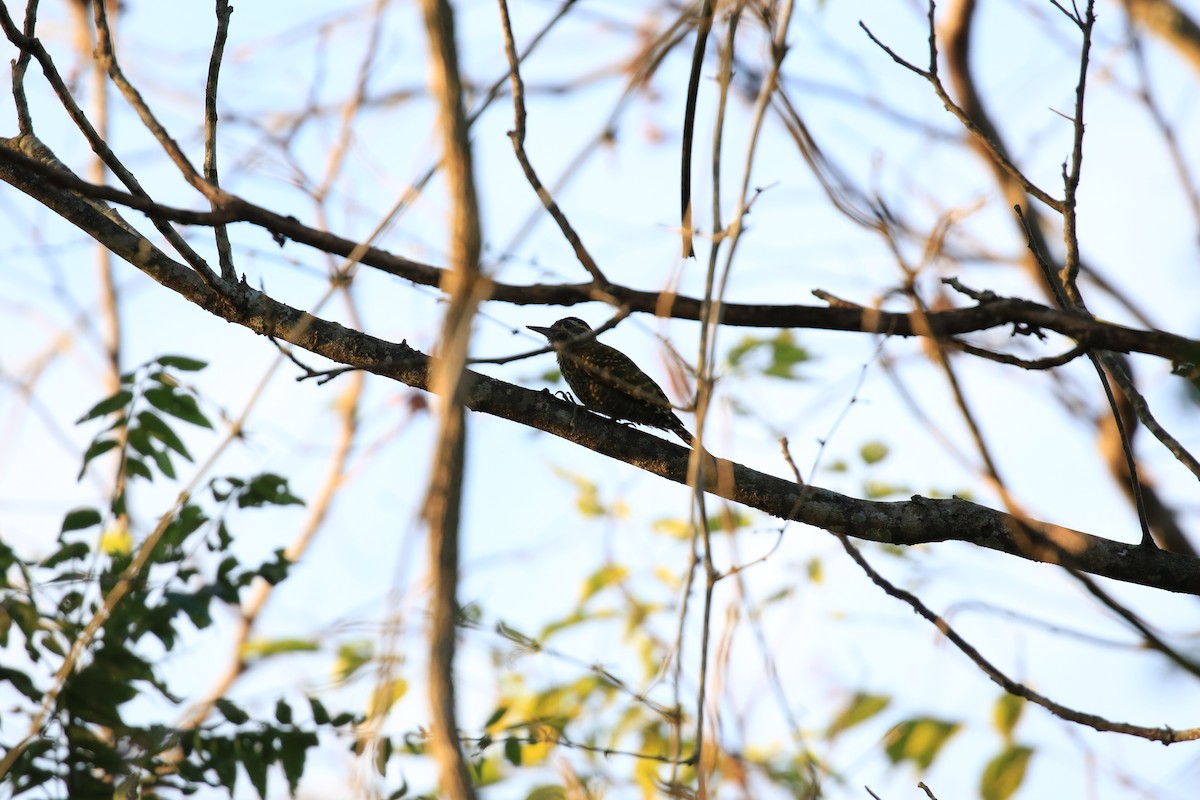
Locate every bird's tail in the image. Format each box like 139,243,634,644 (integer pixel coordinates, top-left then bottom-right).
670,415,696,447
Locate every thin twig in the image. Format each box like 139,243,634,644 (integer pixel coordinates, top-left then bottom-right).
951,340,1088,369
1017,207,1165,543
91,1,225,205
679,0,714,258
498,0,608,288
835,532,1197,742
1098,352,1200,484
204,0,236,281
10,0,36,134
1058,0,1096,301
0,4,223,288
859,4,1063,212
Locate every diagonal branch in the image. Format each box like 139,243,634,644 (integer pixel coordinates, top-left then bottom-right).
3,141,1199,367
5,156,1199,601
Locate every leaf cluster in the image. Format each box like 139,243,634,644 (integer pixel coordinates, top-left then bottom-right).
0,357,354,799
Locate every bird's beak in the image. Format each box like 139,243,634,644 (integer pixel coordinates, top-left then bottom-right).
527,325,553,336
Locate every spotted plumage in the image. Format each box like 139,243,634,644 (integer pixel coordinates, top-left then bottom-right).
528,317,694,447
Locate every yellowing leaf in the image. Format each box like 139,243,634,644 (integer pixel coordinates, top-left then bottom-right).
827,693,890,738
240,638,320,661
652,517,691,539
581,565,629,602
333,640,374,684
884,717,961,770
367,677,408,718
860,441,889,465
992,693,1025,740
981,744,1034,800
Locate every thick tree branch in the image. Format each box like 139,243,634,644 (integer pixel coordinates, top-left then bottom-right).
2,141,1198,366
417,0,482,798
4,154,1197,597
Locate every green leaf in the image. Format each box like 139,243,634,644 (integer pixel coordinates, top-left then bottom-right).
981,744,1034,800
257,550,291,585
279,729,316,794
504,737,523,766
125,456,154,481
884,717,961,770
40,541,90,568
238,731,269,799
165,590,213,630
144,385,213,429
484,706,509,728
61,507,102,532
135,410,192,459
764,330,810,379
275,699,293,725
76,390,133,423
238,473,305,508
992,693,1025,740
375,735,393,775
156,354,208,371
79,438,120,478
524,787,567,800
126,427,155,456
212,737,237,788
59,660,138,727
111,490,127,517
826,692,891,738
149,448,176,479
726,330,810,380
215,698,250,725
309,696,330,725
0,665,42,701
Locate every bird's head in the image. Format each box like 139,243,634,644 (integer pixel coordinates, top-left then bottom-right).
527,317,594,346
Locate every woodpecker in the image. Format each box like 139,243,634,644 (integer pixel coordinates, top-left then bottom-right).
528,317,694,446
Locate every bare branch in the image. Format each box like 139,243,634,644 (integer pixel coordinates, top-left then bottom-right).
204,0,236,281
6,154,1200,599
952,340,1088,369
3,142,1198,369
861,3,1064,212
498,0,608,288
419,1,485,797
836,533,1197,742
679,0,715,258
